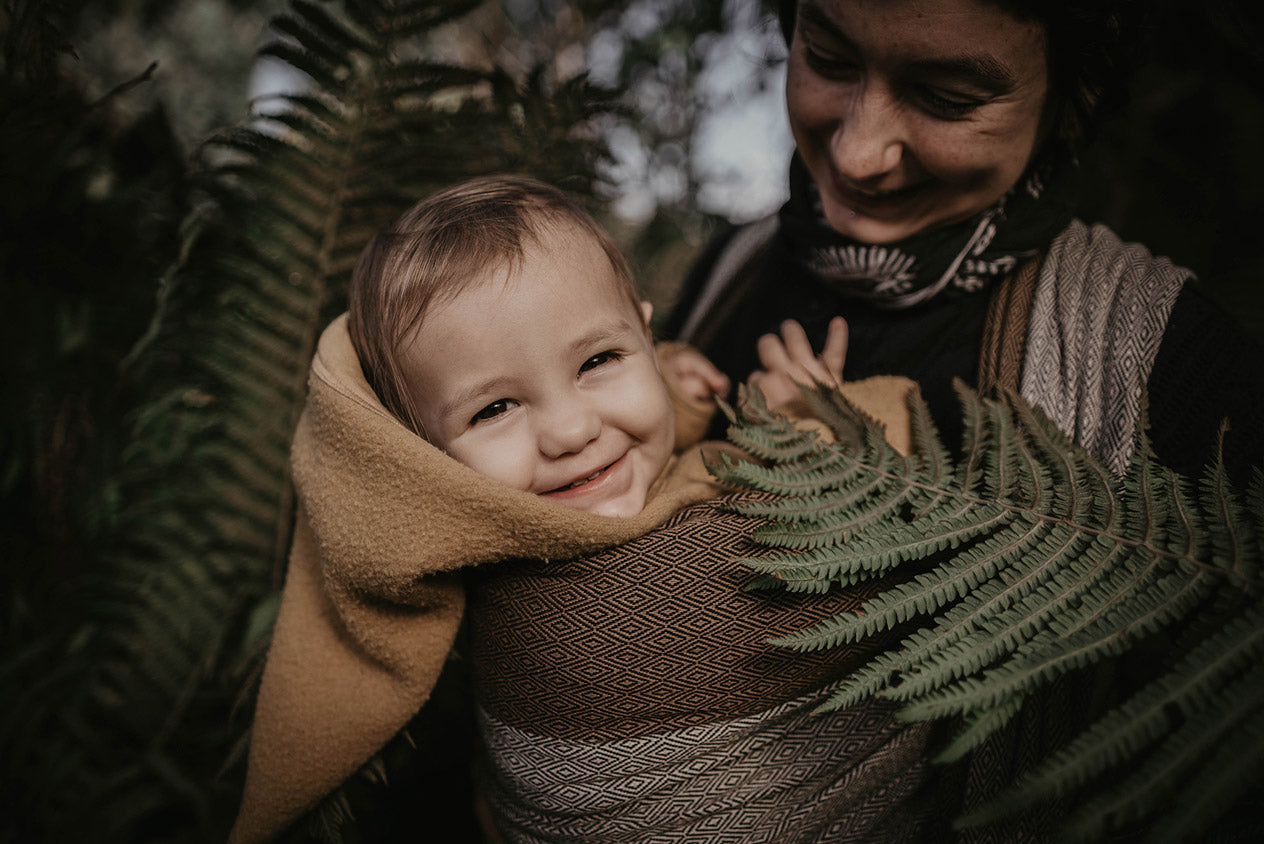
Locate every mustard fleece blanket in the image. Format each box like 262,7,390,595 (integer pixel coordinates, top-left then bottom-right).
230,315,914,843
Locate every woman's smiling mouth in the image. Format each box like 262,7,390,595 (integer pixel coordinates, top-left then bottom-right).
832,174,925,209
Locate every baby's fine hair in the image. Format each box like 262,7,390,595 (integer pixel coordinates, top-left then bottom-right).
348,174,640,436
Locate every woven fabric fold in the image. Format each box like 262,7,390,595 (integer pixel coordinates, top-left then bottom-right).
478,689,933,844
1020,220,1190,474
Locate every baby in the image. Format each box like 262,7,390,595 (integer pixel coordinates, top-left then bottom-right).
340,174,871,842
230,174,862,844
348,174,847,517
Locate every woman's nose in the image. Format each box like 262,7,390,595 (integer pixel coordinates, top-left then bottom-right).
832,85,903,183
537,398,601,458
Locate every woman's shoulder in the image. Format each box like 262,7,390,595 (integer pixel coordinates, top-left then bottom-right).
1041,219,1263,480
1045,219,1193,294
1148,279,1264,482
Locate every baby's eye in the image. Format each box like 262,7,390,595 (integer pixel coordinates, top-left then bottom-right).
579,351,622,373
471,399,516,424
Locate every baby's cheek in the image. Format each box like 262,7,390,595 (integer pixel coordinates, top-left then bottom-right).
445,432,536,493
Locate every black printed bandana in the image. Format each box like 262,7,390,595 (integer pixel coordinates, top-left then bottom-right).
779,151,1079,309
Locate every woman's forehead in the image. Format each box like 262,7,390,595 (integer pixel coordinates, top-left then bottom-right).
797,0,1046,73
797,0,1041,42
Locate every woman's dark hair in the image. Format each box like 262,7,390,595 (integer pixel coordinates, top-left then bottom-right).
777,0,1150,149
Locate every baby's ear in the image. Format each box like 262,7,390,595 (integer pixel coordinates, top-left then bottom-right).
639,300,654,327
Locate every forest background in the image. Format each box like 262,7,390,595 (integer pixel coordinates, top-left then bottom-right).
1,0,1261,841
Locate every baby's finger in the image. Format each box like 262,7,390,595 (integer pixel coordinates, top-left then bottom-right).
703,367,731,397
820,316,848,382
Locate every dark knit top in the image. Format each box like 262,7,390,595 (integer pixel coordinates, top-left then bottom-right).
666,222,1264,485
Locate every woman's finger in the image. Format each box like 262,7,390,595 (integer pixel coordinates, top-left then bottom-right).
779,319,816,367
746,369,800,410
779,318,844,385
820,316,848,382
757,332,793,374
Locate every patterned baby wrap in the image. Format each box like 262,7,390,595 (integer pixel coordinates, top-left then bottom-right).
467,490,935,843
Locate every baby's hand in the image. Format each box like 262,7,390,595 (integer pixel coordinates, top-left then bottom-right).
748,317,848,410
662,346,731,403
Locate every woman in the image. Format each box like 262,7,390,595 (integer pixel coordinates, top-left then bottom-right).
669,0,1263,483
668,0,1263,839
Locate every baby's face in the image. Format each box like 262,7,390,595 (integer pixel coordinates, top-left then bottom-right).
400,223,675,518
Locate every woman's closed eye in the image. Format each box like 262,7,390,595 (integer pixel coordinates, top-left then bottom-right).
471,398,517,424
803,45,860,80
915,86,987,120
579,350,623,374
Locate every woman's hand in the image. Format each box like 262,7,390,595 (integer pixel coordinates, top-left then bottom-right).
748,317,848,410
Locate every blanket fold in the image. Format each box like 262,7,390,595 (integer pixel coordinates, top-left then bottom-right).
230,314,916,843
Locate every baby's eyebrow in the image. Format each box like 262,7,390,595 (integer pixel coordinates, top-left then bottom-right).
438,375,515,423
566,319,640,355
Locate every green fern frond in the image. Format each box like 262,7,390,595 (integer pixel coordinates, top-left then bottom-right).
716,379,1264,838
1248,469,1264,538
768,518,1026,652
815,648,911,712
749,481,922,551
720,423,838,467
1130,664,1264,844
717,389,837,464
797,380,893,453
934,695,1026,763
710,449,855,498
741,507,1013,588
951,379,993,495
906,390,954,483
1064,651,1264,843
1198,429,1260,581
966,602,1264,834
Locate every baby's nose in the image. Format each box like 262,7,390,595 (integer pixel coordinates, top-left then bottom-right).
538,400,601,458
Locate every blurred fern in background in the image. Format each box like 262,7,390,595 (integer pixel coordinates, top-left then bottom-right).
1,0,622,840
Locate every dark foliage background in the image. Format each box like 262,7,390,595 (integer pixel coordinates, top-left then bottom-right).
1078,0,1264,339
0,0,1260,842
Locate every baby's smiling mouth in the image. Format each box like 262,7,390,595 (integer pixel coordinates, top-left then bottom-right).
547,462,613,494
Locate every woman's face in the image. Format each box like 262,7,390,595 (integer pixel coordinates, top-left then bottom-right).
786,0,1049,244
